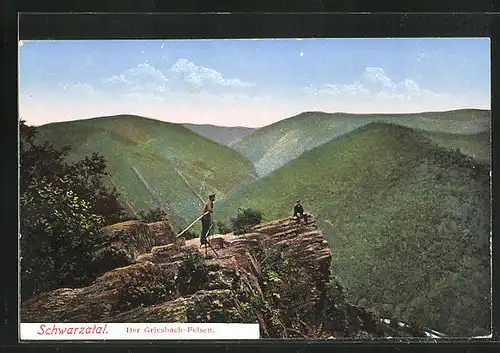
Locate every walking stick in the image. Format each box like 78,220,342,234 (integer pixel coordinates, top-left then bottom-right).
177,211,209,238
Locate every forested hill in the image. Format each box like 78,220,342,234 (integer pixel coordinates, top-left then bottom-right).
231,109,490,176
36,114,257,230
217,122,491,337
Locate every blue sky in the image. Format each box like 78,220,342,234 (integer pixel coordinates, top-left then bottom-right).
19,38,490,127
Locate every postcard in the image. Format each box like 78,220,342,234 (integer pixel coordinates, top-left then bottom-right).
18,38,491,341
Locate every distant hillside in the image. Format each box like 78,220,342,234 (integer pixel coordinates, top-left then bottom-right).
231,109,490,177
183,123,255,146
36,115,257,230
217,122,491,336
420,130,490,162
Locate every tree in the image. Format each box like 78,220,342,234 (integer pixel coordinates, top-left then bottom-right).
231,208,263,235
138,207,166,223
215,221,231,234
19,120,126,300
20,120,126,225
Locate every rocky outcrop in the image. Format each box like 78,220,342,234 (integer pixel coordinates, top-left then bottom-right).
21,214,434,339
91,220,177,274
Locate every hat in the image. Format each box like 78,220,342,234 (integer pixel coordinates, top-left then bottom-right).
209,193,216,197
297,200,301,203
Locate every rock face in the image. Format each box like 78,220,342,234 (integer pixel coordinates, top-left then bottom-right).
21,214,431,339
91,220,177,274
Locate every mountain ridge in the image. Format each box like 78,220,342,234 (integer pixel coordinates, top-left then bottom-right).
231,109,490,176
182,123,255,147
35,114,257,231
216,121,491,336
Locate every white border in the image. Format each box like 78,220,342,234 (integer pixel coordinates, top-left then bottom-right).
20,323,260,340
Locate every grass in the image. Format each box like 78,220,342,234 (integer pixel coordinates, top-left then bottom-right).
36,115,257,231
217,121,491,336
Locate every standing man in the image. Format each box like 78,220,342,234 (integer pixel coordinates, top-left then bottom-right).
200,193,216,245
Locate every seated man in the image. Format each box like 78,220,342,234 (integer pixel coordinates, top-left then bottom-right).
293,200,308,224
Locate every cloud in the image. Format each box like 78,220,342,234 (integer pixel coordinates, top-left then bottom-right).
303,67,448,103
303,81,370,97
103,63,169,92
297,66,483,114
361,67,397,90
59,82,99,96
101,60,255,100
169,59,255,89
123,92,165,102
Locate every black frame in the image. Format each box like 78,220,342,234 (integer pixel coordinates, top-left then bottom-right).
2,7,499,353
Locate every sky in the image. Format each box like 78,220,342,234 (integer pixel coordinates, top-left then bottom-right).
19,38,491,127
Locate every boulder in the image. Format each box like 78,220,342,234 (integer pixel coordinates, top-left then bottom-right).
92,220,178,273
21,261,180,322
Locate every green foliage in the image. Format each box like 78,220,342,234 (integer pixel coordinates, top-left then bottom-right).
187,294,253,324
20,120,126,301
218,122,491,336
138,207,166,223
177,251,210,295
231,208,263,235
215,221,231,234
20,120,126,225
20,176,105,300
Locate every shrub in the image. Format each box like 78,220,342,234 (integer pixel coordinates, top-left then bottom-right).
138,206,166,223
215,221,231,234
176,251,209,295
231,208,263,235
20,177,106,300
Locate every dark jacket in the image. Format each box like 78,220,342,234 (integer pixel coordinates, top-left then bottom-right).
293,204,304,216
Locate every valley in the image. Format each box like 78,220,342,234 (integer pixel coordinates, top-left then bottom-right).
33,109,491,336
